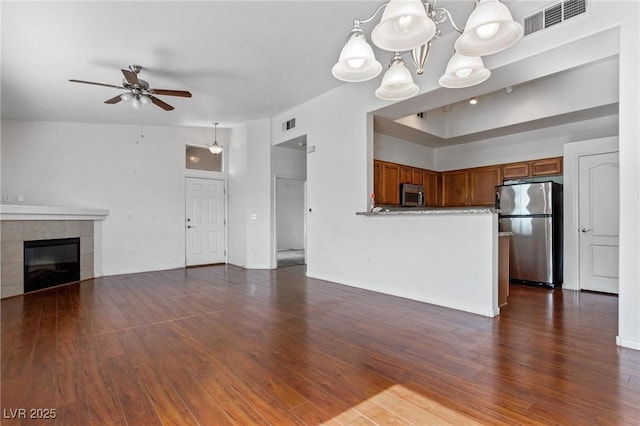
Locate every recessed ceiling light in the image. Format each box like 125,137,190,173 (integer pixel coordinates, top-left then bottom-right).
504,86,514,94
469,96,479,105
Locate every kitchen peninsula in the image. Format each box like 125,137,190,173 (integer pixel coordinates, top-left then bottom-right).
354,206,500,318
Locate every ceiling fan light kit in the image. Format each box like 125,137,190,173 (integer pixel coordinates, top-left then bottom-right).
333,0,523,101
69,64,192,111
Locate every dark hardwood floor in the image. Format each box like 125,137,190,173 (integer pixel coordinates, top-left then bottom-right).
1,265,639,425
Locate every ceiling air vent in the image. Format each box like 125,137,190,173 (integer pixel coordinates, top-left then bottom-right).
524,0,588,36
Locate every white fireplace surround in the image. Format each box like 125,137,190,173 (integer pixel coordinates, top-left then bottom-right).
0,204,109,298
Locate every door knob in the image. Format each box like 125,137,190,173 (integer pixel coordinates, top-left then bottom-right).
187,225,193,229
580,227,593,233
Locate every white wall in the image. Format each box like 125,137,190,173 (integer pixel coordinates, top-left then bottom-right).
270,1,639,348
227,119,272,269
434,115,618,170
616,2,640,350
374,133,435,169
273,145,306,178
0,120,227,276
227,123,248,267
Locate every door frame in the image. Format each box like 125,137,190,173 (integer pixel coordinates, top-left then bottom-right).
563,136,619,290
271,174,307,269
184,172,228,267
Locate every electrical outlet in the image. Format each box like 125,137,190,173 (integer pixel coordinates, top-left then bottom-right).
3,195,11,202
18,195,24,203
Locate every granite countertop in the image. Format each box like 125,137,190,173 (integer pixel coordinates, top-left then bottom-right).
357,207,499,216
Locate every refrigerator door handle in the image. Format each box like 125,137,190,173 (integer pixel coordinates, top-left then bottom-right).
495,191,500,209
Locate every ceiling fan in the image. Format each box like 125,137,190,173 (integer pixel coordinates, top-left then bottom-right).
69,65,192,111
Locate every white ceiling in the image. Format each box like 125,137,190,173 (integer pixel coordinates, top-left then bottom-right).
1,0,475,129
2,0,618,148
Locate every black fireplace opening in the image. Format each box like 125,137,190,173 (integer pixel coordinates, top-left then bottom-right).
24,238,80,293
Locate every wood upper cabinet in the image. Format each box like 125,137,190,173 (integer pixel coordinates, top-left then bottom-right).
503,162,530,179
441,170,469,207
503,157,563,179
531,157,563,176
381,162,400,205
469,166,502,206
400,166,413,184
423,170,440,207
411,168,423,185
373,161,383,205
374,156,562,208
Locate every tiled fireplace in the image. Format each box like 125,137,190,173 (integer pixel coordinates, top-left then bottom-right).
0,205,109,298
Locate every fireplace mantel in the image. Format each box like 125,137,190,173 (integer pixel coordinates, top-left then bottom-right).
0,204,109,221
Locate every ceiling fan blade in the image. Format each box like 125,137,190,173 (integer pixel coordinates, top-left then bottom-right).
121,69,140,86
69,79,124,89
150,96,174,111
104,95,122,104
150,89,192,98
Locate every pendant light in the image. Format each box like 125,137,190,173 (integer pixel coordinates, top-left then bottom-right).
371,0,435,52
208,122,223,155
332,22,382,82
455,0,523,57
438,52,490,88
374,52,419,101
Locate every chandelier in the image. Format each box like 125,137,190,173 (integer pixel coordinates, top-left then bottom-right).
332,0,523,101
208,122,223,155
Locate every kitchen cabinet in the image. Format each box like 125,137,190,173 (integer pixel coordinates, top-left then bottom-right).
373,161,382,205
411,168,423,185
502,162,530,179
531,157,563,176
469,166,502,206
400,166,413,184
441,170,469,207
373,156,561,208
381,162,400,205
423,170,439,207
498,234,510,307
503,157,563,179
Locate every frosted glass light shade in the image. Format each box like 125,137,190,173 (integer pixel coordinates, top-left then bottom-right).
371,0,435,52
332,35,382,82
438,52,491,88
208,142,223,155
120,92,132,102
140,94,151,105
375,62,419,101
131,97,142,109
455,0,523,56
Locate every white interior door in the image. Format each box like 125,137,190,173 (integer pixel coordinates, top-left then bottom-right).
185,178,225,266
578,152,619,293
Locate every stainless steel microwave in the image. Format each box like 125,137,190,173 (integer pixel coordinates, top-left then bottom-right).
400,183,425,207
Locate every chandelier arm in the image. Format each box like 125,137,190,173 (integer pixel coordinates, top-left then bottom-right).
434,7,464,34
357,2,389,25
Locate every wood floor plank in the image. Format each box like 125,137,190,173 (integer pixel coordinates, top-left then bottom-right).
2,264,639,425
165,368,234,425
134,362,199,426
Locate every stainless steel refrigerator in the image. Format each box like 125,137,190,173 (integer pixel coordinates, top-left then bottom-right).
496,182,563,287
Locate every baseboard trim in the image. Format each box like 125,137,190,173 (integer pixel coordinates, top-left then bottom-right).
616,335,640,350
